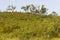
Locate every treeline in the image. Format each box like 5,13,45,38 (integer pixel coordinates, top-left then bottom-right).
0,4,58,16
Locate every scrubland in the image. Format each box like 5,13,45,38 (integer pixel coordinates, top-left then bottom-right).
0,12,60,40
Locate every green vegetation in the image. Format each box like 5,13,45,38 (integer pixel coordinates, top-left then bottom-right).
21,4,47,14
0,12,59,40
6,5,16,12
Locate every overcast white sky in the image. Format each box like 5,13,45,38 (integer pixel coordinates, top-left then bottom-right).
0,0,60,15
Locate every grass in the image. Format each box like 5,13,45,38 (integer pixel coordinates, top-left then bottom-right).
0,12,60,40
52,38,60,40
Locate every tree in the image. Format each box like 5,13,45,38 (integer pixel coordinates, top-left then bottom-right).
51,11,57,16
37,6,40,13
21,5,30,12
6,5,16,12
49,11,58,16
30,4,36,12
40,5,47,15
21,4,48,14
21,6,27,12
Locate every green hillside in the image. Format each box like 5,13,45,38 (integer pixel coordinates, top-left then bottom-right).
0,12,60,40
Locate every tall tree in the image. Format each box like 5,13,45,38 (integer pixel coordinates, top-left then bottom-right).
21,5,30,12
40,5,47,15
37,6,40,13
21,4,48,14
30,4,36,13
7,5,16,12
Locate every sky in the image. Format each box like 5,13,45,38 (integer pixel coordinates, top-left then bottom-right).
0,0,60,15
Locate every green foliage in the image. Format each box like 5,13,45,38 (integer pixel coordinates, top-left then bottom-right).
40,5,47,14
30,4,36,12
21,4,48,16
6,5,16,12
21,5,30,12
